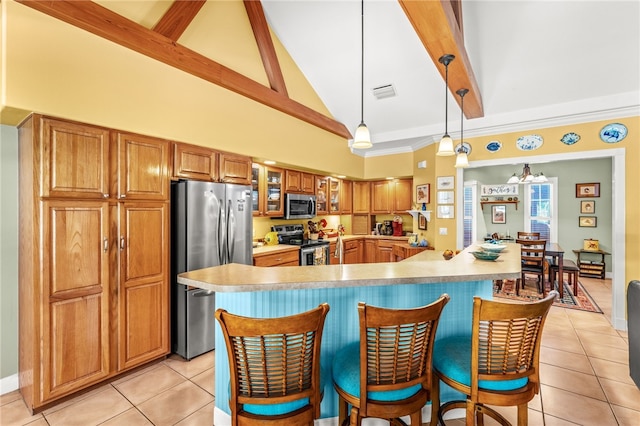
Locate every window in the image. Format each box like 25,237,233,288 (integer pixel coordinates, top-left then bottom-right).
523,178,558,242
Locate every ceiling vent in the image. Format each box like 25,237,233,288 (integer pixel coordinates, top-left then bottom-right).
372,84,396,100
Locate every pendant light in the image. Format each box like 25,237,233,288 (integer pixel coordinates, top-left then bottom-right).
436,54,455,156
352,0,372,149
454,88,469,168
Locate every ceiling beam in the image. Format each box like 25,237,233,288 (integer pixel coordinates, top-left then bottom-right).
243,0,288,96
398,0,484,119
16,0,351,139
152,0,206,41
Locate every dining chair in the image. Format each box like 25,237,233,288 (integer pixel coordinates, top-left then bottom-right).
332,294,450,426
431,291,558,426
215,303,330,425
516,231,540,240
516,238,547,295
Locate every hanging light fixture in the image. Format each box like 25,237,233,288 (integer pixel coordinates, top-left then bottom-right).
352,0,372,149
436,54,456,156
454,88,469,168
507,163,549,184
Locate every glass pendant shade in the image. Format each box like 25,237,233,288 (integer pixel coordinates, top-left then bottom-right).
352,122,372,149
437,134,455,156
454,151,469,168
507,173,520,184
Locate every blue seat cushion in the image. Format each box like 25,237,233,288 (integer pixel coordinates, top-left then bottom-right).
332,342,422,401
231,370,326,416
433,335,528,391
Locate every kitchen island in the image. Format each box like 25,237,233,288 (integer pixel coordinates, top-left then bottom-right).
178,243,520,425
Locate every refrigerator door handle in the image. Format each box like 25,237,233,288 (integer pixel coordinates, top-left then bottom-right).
226,199,235,263
192,290,215,297
217,202,225,265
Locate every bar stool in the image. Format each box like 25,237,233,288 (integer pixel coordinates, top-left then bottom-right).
215,303,330,425
332,295,450,425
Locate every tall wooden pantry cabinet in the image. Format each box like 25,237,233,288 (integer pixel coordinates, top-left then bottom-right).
18,114,170,412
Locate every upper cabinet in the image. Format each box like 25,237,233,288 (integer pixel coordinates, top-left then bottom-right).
371,179,413,214
285,170,314,194
316,176,348,215
315,176,328,215
353,181,371,214
114,132,170,201
252,164,284,217
328,178,341,214
39,117,111,199
341,180,353,214
172,142,251,185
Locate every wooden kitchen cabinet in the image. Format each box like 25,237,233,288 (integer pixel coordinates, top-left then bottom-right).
253,248,299,267
352,181,370,214
316,176,328,215
172,142,251,184
363,239,377,263
252,164,284,217
19,114,170,412
370,179,412,214
344,239,361,263
376,239,397,263
341,180,353,214
114,131,170,200
285,169,314,194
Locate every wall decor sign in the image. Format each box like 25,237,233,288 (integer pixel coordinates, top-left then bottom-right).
437,190,454,205
599,123,627,143
576,183,600,198
416,183,430,204
480,184,518,196
418,214,427,230
580,200,595,214
579,216,597,228
436,205,454,219
491,205,506,224
436,176,454,190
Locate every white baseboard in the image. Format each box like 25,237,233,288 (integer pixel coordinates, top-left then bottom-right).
0,374,19,395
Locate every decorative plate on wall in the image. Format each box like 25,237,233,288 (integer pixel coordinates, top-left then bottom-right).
599,123,627,143
516,134,544,151
561,132,580,145
455,142,472,155
485,140,502,153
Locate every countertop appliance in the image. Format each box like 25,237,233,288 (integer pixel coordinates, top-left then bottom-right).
272,224,330,266
284,193,316,219
171,180,252,360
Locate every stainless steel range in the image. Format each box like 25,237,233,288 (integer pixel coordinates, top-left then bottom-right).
271,224,330,266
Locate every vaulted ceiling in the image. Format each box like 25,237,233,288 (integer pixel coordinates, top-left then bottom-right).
16,0,640,158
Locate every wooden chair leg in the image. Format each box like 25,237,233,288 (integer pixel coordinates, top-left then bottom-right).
517,403,528,426
430,377,440,426
350,406,362,426
465,400,475,426
409,410,421,425
337,395,349,426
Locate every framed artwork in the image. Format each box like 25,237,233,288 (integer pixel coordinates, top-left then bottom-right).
436,205,454,219
491,205,506,224
418,214,427,230
416,183,430,204
580,200,595,214
579,216,597,227
436,176,454,190
576,183,600,198
437,190,454,204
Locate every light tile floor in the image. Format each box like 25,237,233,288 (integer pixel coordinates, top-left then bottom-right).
1,277,638,425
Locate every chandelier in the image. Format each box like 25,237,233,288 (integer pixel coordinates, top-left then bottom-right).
507,163,548,184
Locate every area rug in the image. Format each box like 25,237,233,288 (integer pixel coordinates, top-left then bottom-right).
494,279,603,313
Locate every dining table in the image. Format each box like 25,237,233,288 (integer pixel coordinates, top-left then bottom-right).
546,242,565,298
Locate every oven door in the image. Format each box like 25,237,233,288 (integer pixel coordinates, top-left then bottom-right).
300,244,329,266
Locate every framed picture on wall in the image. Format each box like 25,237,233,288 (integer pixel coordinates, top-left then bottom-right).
437,190,454,204
418,214,427,230
576,183,600,198
436,205,454,219
580,200,595,214
579,216,597,227
491,205,506,224
436,176,454,190
416,183,430,204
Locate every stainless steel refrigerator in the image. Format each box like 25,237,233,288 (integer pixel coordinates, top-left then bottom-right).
171,180,252,360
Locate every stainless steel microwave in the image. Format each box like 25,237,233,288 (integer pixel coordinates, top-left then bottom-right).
284,193,316,219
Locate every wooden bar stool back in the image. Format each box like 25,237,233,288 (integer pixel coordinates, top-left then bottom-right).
431,291,557,426
215,303,330,426
332,294,450,426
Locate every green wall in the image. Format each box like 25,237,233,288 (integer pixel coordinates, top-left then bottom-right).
0,125,19,381
464,158,613,269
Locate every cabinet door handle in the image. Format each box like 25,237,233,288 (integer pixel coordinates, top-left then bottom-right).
120,194,126,199
103,238,108,253
120,237,125,251
103,193,109,198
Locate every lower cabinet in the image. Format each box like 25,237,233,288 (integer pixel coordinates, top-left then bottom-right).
329,239,362,264
376,239,397,263
253,248,300,267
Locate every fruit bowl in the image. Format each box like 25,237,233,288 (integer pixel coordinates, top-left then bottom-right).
480,243,507,253
470,251,500,261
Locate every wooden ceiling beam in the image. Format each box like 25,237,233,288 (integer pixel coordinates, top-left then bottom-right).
243,0,288,96
16,0,351,139
152,0,206,41
398,0,484,119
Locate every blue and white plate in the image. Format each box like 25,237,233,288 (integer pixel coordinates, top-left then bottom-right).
516,134,544,151
455,142,472,155
561,132,580,145
599,123,627,143
486,140,502,153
